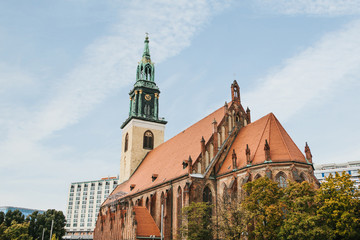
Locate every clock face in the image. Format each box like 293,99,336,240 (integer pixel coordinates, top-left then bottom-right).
144,94,151,101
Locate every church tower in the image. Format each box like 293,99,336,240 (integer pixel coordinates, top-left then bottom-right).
119,35,167,183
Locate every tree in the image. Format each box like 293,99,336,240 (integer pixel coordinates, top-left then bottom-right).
0,223,7,240
27,209,66,240
4,210,25,227
278,181,328,240
316,172,360,240
241,177,284,240
180,202,213,240
0,211,4,225
4,220,32,240
217,197,247,240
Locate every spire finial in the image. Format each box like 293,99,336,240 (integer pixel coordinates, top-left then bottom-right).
142,33,150,59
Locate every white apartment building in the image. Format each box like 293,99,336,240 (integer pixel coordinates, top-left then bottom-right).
64,177,118,240
314,161,360,188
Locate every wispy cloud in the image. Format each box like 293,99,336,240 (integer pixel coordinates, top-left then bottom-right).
255,0,360,16
0,0,231,209
244,19,360,121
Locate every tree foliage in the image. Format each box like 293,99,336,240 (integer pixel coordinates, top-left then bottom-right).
241,177,285,240
316,172,360,240
179,202,213,240
181,172,360,240
0,209,65,240
3,220,32,240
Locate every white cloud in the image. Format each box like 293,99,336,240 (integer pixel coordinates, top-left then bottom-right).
244,19,360,121
255,0,360,15
0,0,231,210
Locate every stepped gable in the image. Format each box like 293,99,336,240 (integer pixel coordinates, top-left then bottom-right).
134,206,161,238
218,113,306,175
104,104,226,205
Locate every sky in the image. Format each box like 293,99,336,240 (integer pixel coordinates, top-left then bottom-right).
0,0,359,211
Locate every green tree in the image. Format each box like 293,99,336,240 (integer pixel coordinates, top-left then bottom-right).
316,172,360,240
180,202,213,240
217,199,247,240
27,209,66,240
4,210,25,227
279,181,328,240
0,211,4,225
0,223,7,240
241,177,284,240
4,220,32,240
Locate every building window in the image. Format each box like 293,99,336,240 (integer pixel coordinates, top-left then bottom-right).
203,186,212,204
276,172,288,188
143,130,154,149
124,133,129,152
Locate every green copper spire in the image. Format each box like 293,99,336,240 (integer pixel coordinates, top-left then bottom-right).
142,33,151,60
136,34,155,82
121,34,167,129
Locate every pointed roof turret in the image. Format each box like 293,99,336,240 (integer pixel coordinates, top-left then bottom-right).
121,35,166,129
142,33,151,62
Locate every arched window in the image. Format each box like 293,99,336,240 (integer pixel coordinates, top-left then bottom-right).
143,130,154,149
177,187,182,231
300,172,307,183
146,197,150,211
124,133,129,152
222,184,229,204
203,186,212,204
276,172,288,188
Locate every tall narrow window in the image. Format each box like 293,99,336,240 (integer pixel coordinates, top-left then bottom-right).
143,130,154,149
124,133,129,152
276,172,288,188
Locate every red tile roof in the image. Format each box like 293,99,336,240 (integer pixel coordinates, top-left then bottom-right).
218,113,306,175
104,105,226,205
134,206,161,237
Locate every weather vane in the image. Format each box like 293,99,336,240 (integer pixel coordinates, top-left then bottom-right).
145,32,149,38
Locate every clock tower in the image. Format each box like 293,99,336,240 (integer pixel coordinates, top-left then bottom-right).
119,35,167,183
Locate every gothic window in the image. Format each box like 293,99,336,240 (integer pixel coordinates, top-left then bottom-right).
276,172,288,188
233,87,238,98
222,184,229,204
177,187,182,231
143,130,154,149
146,197,150,211
124,133,129,152
145,64,152,80
203,186,212,204
300,172,306,182
254,174,262,180
150,194,156,219
203,186,213,216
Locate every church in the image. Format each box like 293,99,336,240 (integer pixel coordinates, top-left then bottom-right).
93,36,318,240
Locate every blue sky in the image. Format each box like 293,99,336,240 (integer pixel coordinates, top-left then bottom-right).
1,0,359,211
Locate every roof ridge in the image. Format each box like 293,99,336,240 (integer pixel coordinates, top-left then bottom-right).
271,114,293,159
251,114,271,161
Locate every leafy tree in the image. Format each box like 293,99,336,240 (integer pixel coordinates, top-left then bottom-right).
0,211,4,225
217,198,247,240
180,202,213,240
0,223,7,239
4,220,32,240
241,177,284,240
4,210,25,227
279,181,328,240
316,172,360,240
27,209,65,240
